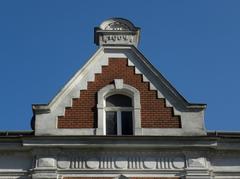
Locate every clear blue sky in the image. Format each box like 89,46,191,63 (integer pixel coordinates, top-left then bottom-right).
0,0,239,131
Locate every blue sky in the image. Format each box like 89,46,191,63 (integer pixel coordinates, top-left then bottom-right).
0,0,240,131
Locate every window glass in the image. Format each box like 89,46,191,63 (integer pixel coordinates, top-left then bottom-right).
105,94,133,136
106,94,132,107
121,111,133,135
106,111,117,135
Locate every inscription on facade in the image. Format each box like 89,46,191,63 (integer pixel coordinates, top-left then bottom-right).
101,35,134,45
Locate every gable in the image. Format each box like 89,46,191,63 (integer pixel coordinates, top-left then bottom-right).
33,46,206,136
58,58,181,129
32,18,206,136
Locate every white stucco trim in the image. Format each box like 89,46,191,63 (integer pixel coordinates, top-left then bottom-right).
96,82,142,135
2,137,240,178
34,46,206,136
99,18,136,31
126,50,182,116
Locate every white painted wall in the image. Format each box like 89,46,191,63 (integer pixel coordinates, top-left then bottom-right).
0,138,240,178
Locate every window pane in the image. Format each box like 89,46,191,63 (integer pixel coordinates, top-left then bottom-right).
106,94,132,107
121,111,133,135
106,111,117,135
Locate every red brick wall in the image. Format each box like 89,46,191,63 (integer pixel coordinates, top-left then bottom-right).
58,58,181,129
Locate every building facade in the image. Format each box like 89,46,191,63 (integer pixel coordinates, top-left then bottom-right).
1,18,240,179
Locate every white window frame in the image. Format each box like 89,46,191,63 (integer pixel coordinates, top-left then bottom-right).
105,98,133,135
96,79,142,135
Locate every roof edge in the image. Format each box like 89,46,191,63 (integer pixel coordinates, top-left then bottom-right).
129,46,207,109
32,47,105,114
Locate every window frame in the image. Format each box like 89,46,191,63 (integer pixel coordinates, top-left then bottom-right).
96,80,142,135
105,94,133,135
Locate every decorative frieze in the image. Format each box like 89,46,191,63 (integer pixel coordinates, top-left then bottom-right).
57,152,185,170
188,157,206,168
185,152,207,169
37,157,55,168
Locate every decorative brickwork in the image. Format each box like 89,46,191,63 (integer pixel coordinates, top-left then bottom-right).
58,58,181,129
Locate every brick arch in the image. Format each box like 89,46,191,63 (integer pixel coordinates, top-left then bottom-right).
58,58,181,129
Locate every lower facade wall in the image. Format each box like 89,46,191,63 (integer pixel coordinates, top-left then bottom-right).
63,178,179,179
0,148,240,179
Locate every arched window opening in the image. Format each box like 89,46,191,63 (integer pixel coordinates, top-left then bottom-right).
105,94,133,135
97,83,141,136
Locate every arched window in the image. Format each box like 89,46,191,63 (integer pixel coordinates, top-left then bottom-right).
96,81,142,136
105,94,133,135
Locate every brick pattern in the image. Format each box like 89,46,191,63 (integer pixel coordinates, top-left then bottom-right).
58,58,181,128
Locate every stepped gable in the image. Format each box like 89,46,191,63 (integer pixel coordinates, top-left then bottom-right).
58,58,181,129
